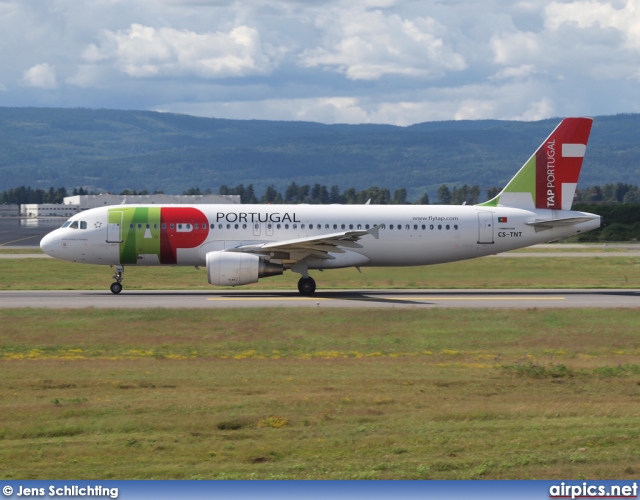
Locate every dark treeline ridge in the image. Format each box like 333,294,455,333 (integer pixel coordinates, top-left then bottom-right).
573,203,640,242
2,108,640,199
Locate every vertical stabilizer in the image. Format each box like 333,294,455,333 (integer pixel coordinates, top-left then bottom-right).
479,118,593,210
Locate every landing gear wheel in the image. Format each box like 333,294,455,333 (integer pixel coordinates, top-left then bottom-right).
297,276,316,295
110,265,124,294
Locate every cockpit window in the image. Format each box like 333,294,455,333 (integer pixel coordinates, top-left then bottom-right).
61,221,72,228
69,221,79,229
80,221,87,229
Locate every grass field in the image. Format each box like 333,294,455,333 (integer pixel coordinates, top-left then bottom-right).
1,253,639,290
2,250,639,479
2,308,640,479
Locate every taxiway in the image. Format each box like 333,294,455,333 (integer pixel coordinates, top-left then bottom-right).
1,289,639,309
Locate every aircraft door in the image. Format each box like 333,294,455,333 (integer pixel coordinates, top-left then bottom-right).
477,212,494,244
107,211,123,243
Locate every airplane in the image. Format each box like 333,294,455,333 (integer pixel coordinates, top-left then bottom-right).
40,117,601,295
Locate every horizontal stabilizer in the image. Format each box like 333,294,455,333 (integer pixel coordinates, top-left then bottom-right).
525,216,600,230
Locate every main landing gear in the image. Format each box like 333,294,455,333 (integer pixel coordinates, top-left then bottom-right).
110,265,124,294
297,276,316,295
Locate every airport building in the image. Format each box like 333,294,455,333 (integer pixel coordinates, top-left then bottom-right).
63,194,241,210
0,204,19,217
21,204,81,218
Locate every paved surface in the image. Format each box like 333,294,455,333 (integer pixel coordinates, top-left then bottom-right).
0,218,61,247
2,289,639,309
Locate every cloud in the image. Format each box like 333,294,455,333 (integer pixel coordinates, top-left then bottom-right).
545,0,640,52
300,8,466,80
84,23,280,79
0,0,639,124
21,63,57,89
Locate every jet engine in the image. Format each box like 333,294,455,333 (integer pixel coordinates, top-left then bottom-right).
206,251,283,286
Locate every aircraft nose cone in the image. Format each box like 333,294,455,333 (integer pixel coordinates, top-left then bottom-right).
40,231,58,257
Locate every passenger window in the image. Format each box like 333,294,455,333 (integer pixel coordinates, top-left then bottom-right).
446,225,450,230
178,224,182,229
430,225,434,230
227,224,231,229
277,224,281,229
162,224,166,229
146,224,150,229
219,224,223,229
390,224,394,229
308,224,313,229
454,225,458,230
341,224,345,230
326,224,330,229
138,224,142,229
421,225,426,230
234,224,239,229
255,223,259,229
170,224,175,229
268,223,272,229
365,224,370,229
154,224,158,229
413,225,418,230
242,224,247,229
293,224,297,229
357,224,362,229
333,224,337,230
438,225,442,230
285,224,289,229
406,224,410,230
301,224,305,229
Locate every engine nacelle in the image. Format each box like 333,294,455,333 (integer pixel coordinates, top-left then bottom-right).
206,251,283,286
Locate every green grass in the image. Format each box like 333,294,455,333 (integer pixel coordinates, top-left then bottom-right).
1,254,640,290
2,308,640,479
0,248,45,254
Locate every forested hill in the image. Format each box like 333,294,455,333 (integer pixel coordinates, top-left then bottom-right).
1,107,638,200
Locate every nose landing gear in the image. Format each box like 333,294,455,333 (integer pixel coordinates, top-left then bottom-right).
110,265,124,294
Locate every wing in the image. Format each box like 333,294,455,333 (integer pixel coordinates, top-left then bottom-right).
229,225,381,262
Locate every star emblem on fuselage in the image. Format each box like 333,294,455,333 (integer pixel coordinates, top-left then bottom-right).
94,221,103,228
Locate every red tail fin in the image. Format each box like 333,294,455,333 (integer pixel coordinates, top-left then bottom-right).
534,117,592,210
479,118,593,210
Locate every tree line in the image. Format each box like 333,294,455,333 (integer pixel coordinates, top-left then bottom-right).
217,183,487,205
2,182,639,206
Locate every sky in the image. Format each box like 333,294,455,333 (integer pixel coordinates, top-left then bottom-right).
0,0,639,126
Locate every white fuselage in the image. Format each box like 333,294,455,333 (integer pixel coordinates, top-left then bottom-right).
40,203,601,269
